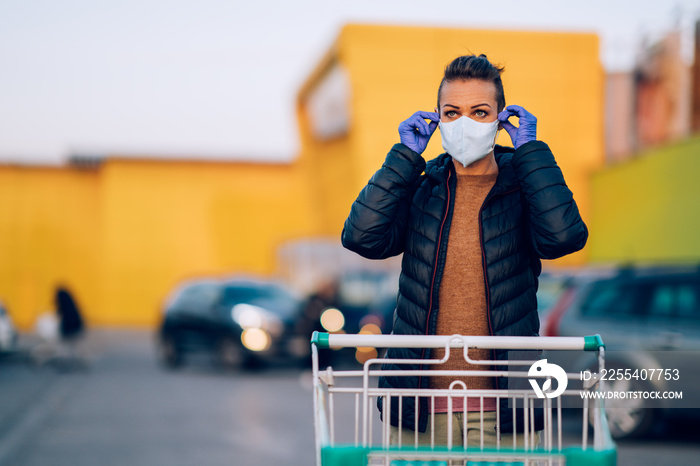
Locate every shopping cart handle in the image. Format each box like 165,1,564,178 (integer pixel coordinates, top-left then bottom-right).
584,334,605,351
311,331,330,348
311,331,606,351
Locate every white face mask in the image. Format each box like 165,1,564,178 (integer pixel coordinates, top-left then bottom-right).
439,117,500,168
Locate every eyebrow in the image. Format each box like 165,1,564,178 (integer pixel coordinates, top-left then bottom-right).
442,103,492,110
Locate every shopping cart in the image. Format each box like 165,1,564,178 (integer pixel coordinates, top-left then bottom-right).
311,331,616,466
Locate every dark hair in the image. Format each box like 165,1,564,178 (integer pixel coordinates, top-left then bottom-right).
437,54,505,111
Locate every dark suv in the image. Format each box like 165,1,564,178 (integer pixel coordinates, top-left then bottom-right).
542,265,700,438
157,278,307,370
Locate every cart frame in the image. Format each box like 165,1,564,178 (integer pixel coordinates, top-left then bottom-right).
311,331,616,466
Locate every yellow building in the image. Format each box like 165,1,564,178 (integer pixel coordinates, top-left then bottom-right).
589,134,700,263
0,24,604,329
0,159,314,329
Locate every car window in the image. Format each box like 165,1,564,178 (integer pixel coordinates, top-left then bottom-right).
221,283,300,319
222,286,280,305
170,282,221,313
627,277,700,321
649,285,675,318
579,280,646,317
676,283,699,319
650,280,700,319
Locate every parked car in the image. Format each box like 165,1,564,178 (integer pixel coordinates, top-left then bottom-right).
0,301,18,354
157,278,308,370
541,265,700,439
539,266,617,337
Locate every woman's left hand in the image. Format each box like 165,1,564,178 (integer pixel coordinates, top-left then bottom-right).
498,105,537,149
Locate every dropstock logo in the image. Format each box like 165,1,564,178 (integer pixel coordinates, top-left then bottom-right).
528,359,568,399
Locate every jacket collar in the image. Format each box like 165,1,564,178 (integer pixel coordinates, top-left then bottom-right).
425,145,519,193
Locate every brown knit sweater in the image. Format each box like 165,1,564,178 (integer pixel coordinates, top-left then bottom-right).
429,171,497,411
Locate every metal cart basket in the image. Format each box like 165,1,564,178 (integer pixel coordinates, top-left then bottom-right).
311,331,616,466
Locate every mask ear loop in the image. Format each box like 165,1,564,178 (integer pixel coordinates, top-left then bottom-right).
491,125,501,150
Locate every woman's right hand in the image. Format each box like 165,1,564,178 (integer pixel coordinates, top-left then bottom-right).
398,111,439,154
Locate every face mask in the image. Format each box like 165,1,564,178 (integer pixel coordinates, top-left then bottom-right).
439,117,500,167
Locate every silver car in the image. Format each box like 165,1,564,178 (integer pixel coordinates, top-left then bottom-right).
541,265,700,439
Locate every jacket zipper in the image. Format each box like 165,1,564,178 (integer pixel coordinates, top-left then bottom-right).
478,200,495,339
416,169,452,422
425,170,452,337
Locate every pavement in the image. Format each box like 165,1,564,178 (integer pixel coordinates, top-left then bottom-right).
0,330,317,466
0,329,698,466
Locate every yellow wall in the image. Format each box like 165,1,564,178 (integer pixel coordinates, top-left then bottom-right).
298,24,605,265
0,166,101,329
295,92,357,236
0,160,314,329
98,159,314,327
589,135,700,263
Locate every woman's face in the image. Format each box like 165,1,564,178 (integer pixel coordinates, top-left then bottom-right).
437,79,499,124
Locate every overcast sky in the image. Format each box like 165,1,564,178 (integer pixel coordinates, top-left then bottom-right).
1,0,698,164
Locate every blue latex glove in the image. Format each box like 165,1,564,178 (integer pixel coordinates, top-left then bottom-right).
398,111,439,154
497,105,537,150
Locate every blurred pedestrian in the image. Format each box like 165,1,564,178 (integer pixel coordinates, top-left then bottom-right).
297,279,341,366
54,286,87,370
298,280,340,333
341,54,588,448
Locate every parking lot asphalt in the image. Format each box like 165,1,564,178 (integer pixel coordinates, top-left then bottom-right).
0,329,698,466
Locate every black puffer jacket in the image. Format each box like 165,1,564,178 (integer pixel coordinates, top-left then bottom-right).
341,141,588,433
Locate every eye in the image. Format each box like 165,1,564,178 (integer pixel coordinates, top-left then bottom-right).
445,110,458,118
474,109,488,118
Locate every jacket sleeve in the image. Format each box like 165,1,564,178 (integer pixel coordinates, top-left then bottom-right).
511,141,588,260
341,143,426,260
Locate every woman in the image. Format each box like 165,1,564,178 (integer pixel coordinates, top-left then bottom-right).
341,54,588,447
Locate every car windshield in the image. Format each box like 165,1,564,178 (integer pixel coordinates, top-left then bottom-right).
168,281,221,313
580,279,647,317
221,282,300,319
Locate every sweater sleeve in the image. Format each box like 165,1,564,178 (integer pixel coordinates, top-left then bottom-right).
341,143,426,260
511,141,588,260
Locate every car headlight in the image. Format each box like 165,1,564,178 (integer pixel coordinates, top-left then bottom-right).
241,328,271,352
231,303,283,336
232,303,266,329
